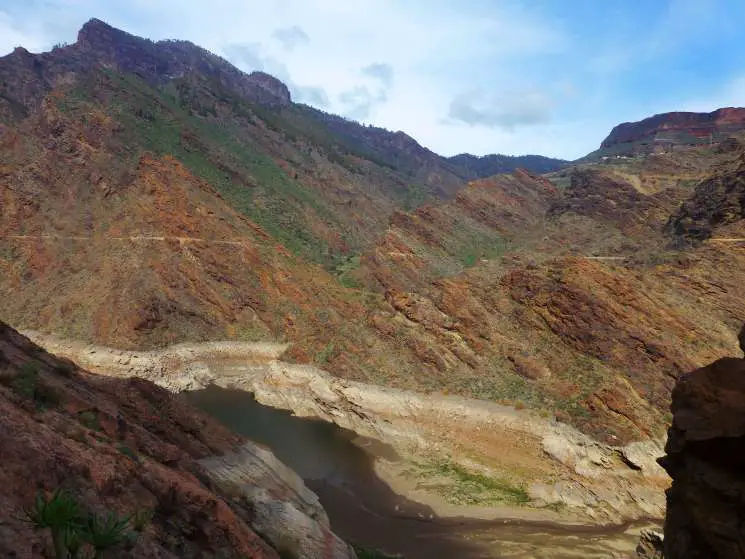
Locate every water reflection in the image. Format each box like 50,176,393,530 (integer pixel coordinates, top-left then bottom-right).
186,384,379,482
185,384,655,559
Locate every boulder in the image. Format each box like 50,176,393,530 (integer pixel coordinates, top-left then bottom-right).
660,326,745,558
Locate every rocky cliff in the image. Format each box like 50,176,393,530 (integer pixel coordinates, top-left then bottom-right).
0,321,355,558
667,150,745,241
600,108,745,154
660,324,745,558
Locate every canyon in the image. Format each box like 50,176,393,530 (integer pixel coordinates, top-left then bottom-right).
1,16,745,558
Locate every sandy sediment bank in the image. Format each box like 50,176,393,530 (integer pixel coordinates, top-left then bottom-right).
25,331,669,526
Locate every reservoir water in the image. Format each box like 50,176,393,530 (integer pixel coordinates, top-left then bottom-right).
186,384,656,559
186,383,383,483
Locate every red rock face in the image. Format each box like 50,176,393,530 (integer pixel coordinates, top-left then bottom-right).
600,108,745,150
0,322,280,558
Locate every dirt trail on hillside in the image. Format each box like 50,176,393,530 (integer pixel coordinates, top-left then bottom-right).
0,234,252,245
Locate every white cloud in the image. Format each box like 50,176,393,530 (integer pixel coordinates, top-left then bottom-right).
361,63,393,89
447,88,554,130
272,26,309,52
0,11,49,53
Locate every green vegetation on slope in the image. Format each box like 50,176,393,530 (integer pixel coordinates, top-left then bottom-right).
24,488,142,558
108,71,338,263
56,69,340,264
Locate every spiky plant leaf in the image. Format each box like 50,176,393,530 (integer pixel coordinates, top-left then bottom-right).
130,508,153,531
60,524,86,558
24,489,82,531
82,511,133,552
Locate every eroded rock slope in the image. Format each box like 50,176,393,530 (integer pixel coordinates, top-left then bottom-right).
0,321,354,559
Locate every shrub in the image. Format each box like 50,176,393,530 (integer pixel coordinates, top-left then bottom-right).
24,489,142,558
6,362,61,410
117,444,139,462
24,489,83,558
314,342,336,364
54,361,77,377
83,512,133,552
78,411,101,432
352,545,402,559
129,508,153,531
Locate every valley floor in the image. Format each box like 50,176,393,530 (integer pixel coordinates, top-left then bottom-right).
24,331,668,557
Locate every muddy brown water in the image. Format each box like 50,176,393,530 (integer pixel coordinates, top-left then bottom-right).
185,384,656,558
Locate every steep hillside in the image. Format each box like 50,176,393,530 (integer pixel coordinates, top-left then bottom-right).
346,159,744,442
0,18,468,266
0,321,354,558
667,150,745,241
2,18,745,450
0,96,455,388
357,169,558,291
0,17,579,259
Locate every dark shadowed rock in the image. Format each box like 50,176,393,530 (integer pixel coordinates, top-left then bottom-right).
667,152,745,241
716,136,744,154
635,528,664,558
660,329,745,558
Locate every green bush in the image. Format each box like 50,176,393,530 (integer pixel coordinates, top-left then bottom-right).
5,362,61,410
78,411,101,432
410,460,530,506
129,508,153,532
24,489,145,558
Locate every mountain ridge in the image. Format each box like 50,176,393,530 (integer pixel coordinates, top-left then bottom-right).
0,17,565,179
598,107,745,156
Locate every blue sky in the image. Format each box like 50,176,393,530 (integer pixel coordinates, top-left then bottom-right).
1,0,744,159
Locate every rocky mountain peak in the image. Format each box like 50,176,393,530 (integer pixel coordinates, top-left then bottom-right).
77,17,119,42
247,70,292,104
11,46,31,57
76,17,149,56
0,17,293,113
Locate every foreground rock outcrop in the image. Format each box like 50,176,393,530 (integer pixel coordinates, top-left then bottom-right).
660,324,745,558
0,322,354,558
